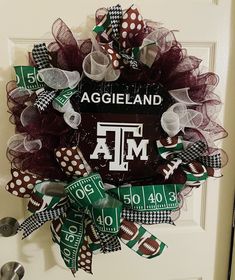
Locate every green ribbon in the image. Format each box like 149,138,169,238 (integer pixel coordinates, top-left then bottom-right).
109,184,184,211
60,173,122,272
157,137,208,185
27,181,67,213
15,66,45,90
60,210,85,271
53,88,77,107
93,14,111,34
119,218,166,258
184,166,208,186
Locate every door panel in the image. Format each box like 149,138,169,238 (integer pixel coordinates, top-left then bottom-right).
0,1,234,279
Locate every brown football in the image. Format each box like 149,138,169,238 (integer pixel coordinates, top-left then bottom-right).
118,219,138,241
185,161,205,175
27,193,45,213
86,221,100,243
137,237,159,256
159,136,178,147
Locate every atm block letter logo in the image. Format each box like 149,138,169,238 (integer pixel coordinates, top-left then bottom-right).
90,122,149,171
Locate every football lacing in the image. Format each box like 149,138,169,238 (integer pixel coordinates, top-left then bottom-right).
121,224,133,236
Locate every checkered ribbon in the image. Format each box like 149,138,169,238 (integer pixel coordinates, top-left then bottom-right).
99,232,121,253
108,4,122,39
156,137,208,182
198,153,221,168
177,141,206,163
18,202,69,239
32,43,51,69
93,5,145,70
122,208,173,225
34,89,56,111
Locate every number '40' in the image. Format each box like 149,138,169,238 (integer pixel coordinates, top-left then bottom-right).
96,215,113,226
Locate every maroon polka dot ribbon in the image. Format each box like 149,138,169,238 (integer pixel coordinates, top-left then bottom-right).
54,146,91,177
77,236,93,274
6,168,43,198
119,5,144,50
93,4,145,70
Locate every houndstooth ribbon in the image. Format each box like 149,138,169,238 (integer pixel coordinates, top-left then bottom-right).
32,43,51,69
34,89,56,111
177,141,206,163
93,5,145,70
18,202,69,239
108,4,122,39
122,208,173,225
156,137,208,184
198,153,221,168
99,232,121,253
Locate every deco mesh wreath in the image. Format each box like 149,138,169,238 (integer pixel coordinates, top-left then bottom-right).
6,4,228,275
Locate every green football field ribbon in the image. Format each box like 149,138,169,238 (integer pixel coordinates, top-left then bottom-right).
93,12,111,34
60,173,123,272
53,88,77,107
60,210,85,272
119,218,166,259
109,184,184,211
156,137,208,186
27,181,66,213
15,66,45,90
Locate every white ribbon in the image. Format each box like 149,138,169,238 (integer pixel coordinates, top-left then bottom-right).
20,105,41,127
82,51,120,81
139,28,175,67
161,103,203,137
52,100,81,129
9,87,32,102
7,133,42,153
169,88,201,105
38,68,81,89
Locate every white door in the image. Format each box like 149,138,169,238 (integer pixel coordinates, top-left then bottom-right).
0,0,234,279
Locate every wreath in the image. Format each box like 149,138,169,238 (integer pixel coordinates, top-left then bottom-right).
6,4,227,275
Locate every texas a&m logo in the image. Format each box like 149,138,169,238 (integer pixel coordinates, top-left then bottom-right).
90,122,149,171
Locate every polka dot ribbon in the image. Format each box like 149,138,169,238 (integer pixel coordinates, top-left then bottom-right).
119,5,145,50
55,146,91,177
59,173,123,274
6,168,43,198
7,146,173,274
93,4,145,70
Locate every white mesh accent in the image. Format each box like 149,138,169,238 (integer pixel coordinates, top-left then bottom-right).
38,68,80,89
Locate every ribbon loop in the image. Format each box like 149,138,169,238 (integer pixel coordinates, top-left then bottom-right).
66,173,105,208
15,66,45,90
38,68,80,90
161,103,203,137
156,137,209,185
32,43,51,69
28,180,66,213
60,210,85,272
109,184,184,211
90,194,122,234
